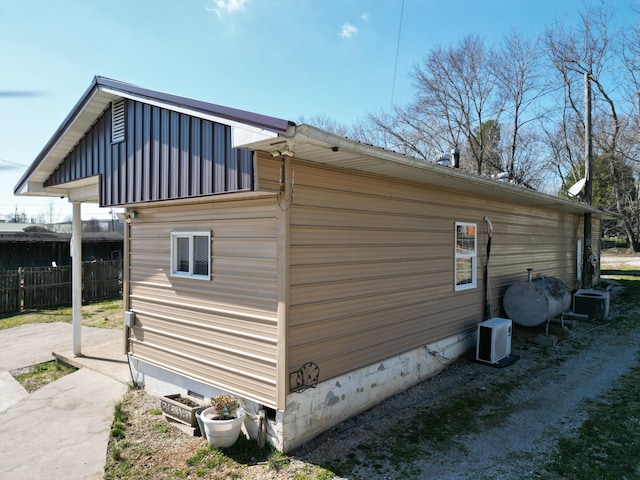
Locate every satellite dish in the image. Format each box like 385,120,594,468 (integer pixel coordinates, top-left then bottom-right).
567,178,587,197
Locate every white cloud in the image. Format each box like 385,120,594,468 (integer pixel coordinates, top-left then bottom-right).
340,22,358,38
361,13,369,22
207,0,249,16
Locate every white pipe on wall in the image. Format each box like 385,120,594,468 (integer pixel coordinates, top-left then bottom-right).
71,202,83,356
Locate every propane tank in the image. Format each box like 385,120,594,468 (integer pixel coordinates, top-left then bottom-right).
503,270,571,327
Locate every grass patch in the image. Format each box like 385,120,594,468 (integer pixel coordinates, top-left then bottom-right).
541,272,640,479
326,372,523,477
0,297,123,330
151,423,170,433
114,401,128,423
11,360,77,392
545,363,640,479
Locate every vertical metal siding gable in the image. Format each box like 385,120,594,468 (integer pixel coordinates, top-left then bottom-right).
126,100,136,203
44,98,256,206
179,114,190,197
134,102,144,202
191,117,202,196
104,124,113,206
202,121,213,194
142,104,152,202
214,123,226,193
169,111,180,199
150,106,161,201
160,109,170,199
117,141,126,205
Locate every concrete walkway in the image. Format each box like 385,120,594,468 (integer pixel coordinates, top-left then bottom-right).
0,323,130,480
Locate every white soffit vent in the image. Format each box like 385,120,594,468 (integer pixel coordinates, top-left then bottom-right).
111,99,125,143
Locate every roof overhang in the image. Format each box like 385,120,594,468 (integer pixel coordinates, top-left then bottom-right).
239,123,606,216
16,77,608,218
14,76,290,200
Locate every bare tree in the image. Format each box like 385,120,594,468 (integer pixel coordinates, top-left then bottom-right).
296,114,351,137
359,32,549,184
545,3,640,250
410,34,504,173
37,199,61,231
497,30,552,185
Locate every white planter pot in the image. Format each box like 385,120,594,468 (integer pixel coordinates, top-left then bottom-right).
200,407,246,448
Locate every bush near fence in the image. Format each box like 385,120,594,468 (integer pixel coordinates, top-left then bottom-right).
0,260,121,314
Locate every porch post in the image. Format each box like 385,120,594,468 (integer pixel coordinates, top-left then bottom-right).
71,202,83,356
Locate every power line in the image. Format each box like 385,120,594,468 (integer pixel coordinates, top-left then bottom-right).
0,157,27,167
390,0,405,111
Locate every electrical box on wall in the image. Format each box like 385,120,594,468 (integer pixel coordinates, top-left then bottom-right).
124,310,136,328
476,318,512,364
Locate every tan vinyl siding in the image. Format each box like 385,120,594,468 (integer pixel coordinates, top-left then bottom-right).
127,198,280,407
271,154,582,383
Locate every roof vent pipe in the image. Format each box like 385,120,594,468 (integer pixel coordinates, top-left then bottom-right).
451,148,460,168
527,268,533,282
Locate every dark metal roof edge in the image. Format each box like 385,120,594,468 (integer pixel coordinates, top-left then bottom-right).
95,76,291,135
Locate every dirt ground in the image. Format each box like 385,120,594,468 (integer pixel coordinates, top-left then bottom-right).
108,253,640,479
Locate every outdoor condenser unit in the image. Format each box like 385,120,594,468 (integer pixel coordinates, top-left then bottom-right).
476,318,512,364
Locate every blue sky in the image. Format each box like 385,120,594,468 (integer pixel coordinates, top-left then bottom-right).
0,0,637,221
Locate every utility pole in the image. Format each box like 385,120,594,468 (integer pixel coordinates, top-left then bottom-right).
582,71,593,289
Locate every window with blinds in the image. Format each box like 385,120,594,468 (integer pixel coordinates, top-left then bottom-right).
170,231,211,280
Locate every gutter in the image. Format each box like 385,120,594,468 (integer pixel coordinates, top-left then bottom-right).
284,124,605,217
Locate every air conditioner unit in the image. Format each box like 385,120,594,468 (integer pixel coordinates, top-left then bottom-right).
573,289,610,321
476,318,512,364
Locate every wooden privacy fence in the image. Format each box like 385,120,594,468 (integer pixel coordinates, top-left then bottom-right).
0,270,20,313
0,260,121,314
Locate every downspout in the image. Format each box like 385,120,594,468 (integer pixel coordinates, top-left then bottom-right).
276,155,291,411
483,216,493,320
71,202,82,356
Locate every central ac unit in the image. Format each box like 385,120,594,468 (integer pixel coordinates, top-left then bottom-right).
476,318,512,364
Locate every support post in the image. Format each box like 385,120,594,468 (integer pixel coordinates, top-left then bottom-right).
71,202,83,356
582,72,593,289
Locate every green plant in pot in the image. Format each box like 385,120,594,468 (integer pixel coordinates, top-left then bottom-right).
200,394,246,448
209,394,240,420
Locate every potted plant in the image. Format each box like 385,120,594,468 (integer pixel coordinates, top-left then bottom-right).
200,394,246,448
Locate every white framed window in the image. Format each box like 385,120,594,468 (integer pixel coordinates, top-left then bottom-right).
171,231,211,280
455,222,477,291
